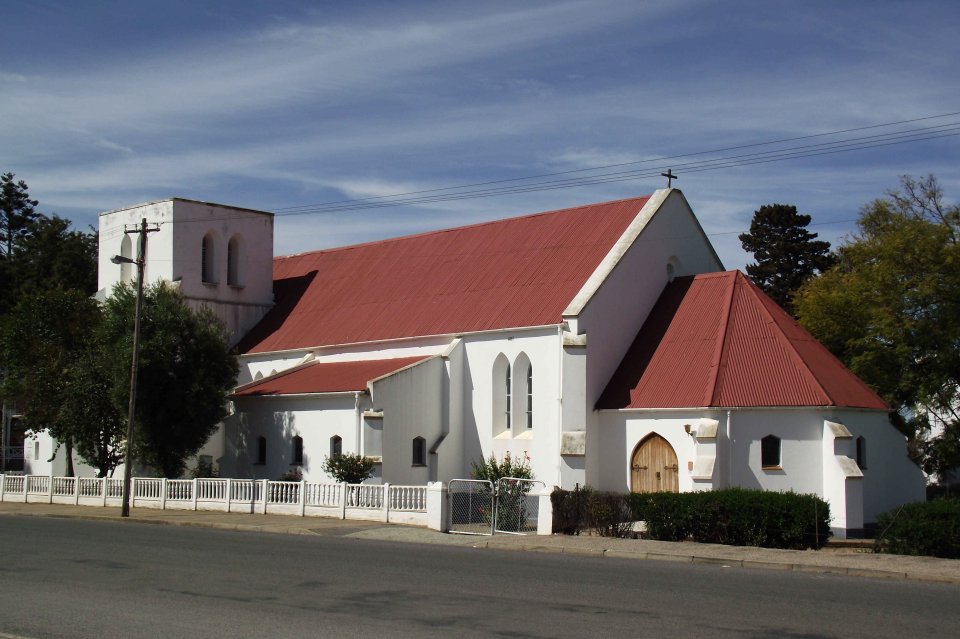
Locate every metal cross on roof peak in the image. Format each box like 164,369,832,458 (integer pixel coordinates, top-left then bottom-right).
661,169,678,188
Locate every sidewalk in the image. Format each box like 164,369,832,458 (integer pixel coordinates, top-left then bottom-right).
2,502,957,584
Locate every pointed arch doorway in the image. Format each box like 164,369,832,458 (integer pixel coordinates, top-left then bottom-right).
631,434,679,493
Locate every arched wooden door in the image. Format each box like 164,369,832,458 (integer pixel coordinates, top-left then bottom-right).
631,434,679,493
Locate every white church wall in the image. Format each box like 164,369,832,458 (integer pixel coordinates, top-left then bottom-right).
460,328,562,487
595,410,706,492
222,394,366,482
725,410,823,495
369,357,445,486
826,409,925,523
568,192,723,486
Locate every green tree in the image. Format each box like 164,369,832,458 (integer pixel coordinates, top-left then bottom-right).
0,172,40,259
101,282,239,478
739,204,834,312
0,289,113,476
795,175,960,479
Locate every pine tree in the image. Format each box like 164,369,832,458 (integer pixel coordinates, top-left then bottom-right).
739,204,834,312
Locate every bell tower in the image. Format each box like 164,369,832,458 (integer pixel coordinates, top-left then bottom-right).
98,198,275,344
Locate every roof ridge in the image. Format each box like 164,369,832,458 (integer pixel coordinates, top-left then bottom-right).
275,194,653,261
737,273,834,405
703,271,738,406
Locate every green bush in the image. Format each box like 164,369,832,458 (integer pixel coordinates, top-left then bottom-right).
551,485,593,535
321,453,375,484
874,499,960,558
552,487,831,549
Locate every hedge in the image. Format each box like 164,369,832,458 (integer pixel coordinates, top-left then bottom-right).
874,498,960,558
552,487,831,550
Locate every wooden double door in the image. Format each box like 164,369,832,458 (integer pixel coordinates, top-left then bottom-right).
630,434,679,493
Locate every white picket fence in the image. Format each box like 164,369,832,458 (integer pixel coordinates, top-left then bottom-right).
0,474,429,526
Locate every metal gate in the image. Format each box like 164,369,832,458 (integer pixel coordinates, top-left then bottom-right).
494,478,545,535
448,479,495,535
448,477,545,536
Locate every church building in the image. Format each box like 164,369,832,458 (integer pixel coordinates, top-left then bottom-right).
31,188,928,536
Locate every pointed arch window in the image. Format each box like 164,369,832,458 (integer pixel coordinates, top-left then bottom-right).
526,364,533,430
505,364,512,430
330,435,342,457
492,354,511,436
856,436,867,470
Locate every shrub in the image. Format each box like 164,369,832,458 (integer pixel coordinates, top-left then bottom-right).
277,467,302,482
321,453,375,484
587,491,634,538
553,487,831,549
471,452,535,532
470,451,533,483
874,498,960,558
551,485,594,535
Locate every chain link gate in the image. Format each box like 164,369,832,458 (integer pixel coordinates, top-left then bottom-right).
448,479,495,535
494,478,545,535
448,477,545,535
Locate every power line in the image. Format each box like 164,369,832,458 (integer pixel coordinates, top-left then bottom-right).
275,110,960,213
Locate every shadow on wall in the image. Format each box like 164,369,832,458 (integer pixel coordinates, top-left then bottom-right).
462,358,481,477
235,271,318,355
224,407,310,480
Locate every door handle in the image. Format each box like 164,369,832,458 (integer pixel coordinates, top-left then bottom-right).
632,465,648,471
664,464,678,472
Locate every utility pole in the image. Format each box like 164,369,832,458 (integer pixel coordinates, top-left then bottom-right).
112,217,159,517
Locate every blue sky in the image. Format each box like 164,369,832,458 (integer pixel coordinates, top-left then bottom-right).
2,0,957,269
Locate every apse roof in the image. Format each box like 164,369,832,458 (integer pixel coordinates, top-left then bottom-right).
597,271,888,410
238,195,651,353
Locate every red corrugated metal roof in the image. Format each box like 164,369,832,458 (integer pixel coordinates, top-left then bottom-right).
597,271,888,410
239,196,650,353
232,356,430,396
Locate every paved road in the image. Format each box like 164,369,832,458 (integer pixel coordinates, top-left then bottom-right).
0,517,957,638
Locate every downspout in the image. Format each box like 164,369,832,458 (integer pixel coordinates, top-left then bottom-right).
725,409,733,488
355,392,362,455
557,324,564,487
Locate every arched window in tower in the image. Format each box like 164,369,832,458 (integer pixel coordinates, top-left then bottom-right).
227,234,242,286
119,234,133,284
201,233,217,284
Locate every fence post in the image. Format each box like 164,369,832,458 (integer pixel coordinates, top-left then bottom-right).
382,483,391,523
536,488,553,536
225,478,233,513
299,480,306,517
0,474,5,503
159,478,167,510
47,475,53,504
130,477,136,510
261,479,268,514
74,477,80,506
192,478,198,511
101,477,107,507
340,483,348,520
426,482,448,532
24,475,29,503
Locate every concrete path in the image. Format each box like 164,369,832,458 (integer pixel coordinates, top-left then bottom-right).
2,501,957,584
